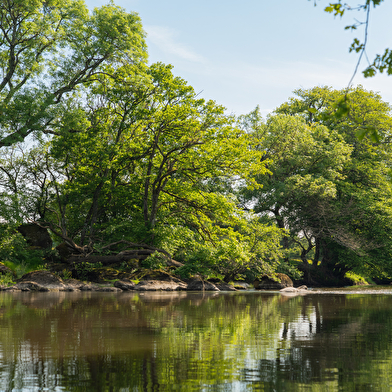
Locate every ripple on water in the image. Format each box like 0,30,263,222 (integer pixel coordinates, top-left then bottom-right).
308,285,392,295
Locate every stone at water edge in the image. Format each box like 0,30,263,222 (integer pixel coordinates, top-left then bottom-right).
17,270,65,287
254,273,293,290
134,280,187,291
114,280,136,291
215,282,237,291
279,286,309,295
280,286,308,292
16,282,50,292
186,277,220,291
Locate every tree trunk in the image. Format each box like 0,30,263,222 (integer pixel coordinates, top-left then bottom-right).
313,237,321,266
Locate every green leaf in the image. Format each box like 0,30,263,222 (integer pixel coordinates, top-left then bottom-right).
363,67,376,78
355,128,368,141
355,126,380,143
369,128,380,143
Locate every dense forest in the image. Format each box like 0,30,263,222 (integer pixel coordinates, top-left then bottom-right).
1,0,392,287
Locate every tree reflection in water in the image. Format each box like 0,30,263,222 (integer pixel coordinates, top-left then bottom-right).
0,291,391,391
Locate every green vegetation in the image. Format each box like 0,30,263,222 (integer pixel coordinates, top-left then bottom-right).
0,0,392,286
74,261,103,281
0,225,49,278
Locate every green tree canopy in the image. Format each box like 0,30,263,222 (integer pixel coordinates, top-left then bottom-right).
2,62,271,275
0,0,147,147
242,86,392,283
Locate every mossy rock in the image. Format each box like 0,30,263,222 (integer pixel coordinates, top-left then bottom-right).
344,271,370,286
17,270,64,286
254,273,293,290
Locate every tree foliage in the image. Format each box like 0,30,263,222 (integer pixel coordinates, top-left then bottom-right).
0,57,282,281
3,0,392,285
242,86,392,282
0,0,147,147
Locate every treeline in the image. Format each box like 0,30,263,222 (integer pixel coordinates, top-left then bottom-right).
1,1,392,285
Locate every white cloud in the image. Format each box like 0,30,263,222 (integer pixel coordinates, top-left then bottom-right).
145,25,205,63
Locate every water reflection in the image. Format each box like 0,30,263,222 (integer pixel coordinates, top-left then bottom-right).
0,291,392,391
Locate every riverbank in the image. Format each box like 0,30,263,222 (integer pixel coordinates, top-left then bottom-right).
0,269,313,294
0,270,249,293
1,264,382,294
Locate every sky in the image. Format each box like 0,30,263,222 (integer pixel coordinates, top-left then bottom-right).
85,0,392,117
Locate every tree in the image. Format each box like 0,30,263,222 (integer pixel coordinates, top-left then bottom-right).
7,62,268,272
242,86,392,283
239,107,352,280
277,86,392,282
0,0,147,148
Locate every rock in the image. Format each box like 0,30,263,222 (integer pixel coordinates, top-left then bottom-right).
254,273,293,290
233,282,250,290
17,224,52,249
134,280,187,291
280,286,309,296
15,282,50,292
280,287,299,292
124,269,188,291
95,286,122,292
60,287,78,292
187,277,220,291
79,284,95,291
76,283,116,291
14,270,70,291
2,286,18,291
114,280,136,291
12,271,121,292
17,270,65,289
214,282,237,291
62,279,85,290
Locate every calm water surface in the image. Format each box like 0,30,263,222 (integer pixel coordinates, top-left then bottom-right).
1,288,392,391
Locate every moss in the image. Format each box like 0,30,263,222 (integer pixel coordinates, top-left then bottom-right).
344,271,370,286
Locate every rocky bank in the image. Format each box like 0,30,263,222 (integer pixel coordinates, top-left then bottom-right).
0,270,302,293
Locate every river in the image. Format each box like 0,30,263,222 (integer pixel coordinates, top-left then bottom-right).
1,288,392,391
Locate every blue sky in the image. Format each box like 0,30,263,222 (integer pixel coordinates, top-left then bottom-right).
85,0,392,116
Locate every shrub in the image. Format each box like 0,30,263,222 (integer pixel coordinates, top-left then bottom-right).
139,252,167,270
0,225,46,277
74,261,103,281
0,272,15,287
